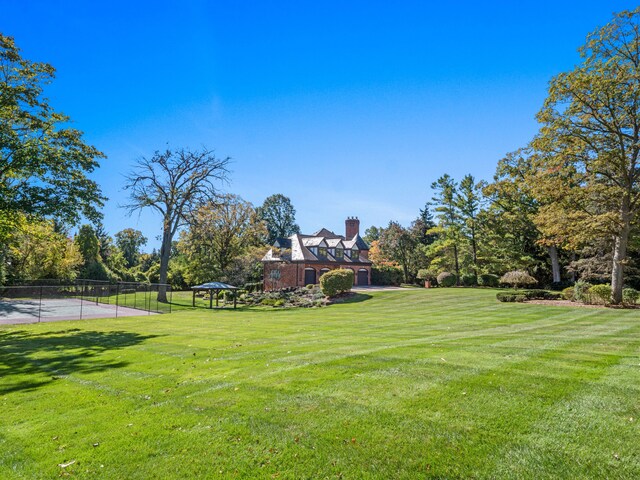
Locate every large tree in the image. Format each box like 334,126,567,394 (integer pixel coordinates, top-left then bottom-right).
256,194,300,244
531,8,640,303
431,174,462,283
115,228,147,268
0,34,105,228
179,195,266,285
456,175,484,276
123,147,230,301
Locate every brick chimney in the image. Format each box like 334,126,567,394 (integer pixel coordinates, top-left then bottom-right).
345,216,360,239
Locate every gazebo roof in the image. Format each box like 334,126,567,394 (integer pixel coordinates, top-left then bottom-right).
191,282,238,290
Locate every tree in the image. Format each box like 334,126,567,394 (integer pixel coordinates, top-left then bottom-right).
179,195,266,285
363,226,382,244
431,174,462,283
123,147,230,301
456,175,484,276
531,8,640,303
6,218,82,282
256,194,300,244
483,150,557,280
75,224,112,281
0,34,105,229
115,228,148,268
379,221,416,283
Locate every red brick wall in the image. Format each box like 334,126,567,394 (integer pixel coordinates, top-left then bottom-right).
263,262,371,290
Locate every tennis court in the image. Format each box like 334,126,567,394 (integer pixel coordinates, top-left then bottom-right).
0,298,155,325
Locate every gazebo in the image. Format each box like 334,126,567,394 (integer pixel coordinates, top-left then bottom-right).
191,282,239,309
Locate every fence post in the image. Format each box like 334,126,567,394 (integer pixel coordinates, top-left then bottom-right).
115,283,119,318
79,282,84,320
38,286,43,323
169,287,172,313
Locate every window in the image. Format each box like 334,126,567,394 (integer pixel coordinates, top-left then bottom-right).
310,247,318,255
319,247,327,257
335,248,343,259
328,248,335,257
351,249,359,260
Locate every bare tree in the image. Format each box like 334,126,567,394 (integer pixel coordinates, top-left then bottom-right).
123,147,230,301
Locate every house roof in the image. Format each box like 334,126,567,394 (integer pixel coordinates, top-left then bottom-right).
301,237,328,248
192,282,238,290
262,228,370,264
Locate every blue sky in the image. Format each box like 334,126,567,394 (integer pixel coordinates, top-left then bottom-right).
3,1,638,249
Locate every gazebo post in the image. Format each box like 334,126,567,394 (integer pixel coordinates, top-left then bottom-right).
192,289,196,307
209,289,213,309
234,295,237,309
216,290,219,307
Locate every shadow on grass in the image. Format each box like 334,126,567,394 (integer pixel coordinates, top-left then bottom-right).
330,293,373,304
0,328,158,395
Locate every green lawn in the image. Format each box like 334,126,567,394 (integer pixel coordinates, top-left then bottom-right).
1,288,639,479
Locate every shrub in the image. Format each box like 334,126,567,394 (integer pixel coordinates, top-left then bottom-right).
320,269,354,297
548,280,574,291
498,289,562,301
416,269,431,281
562,286,575,301
478,274,500,288
496,293,527,302
589,284,611,305
305,284,315,290
461,274,477,287
437,272,457,287
499,270,537,289
273,299,285,307
574,281,592,303
623,287,640,306
371,266,403,286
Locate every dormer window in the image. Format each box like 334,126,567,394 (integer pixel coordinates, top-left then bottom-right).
328,248,335,257
319,247,327,257
310,247,318,255
335,248,343,259
351,249,359,260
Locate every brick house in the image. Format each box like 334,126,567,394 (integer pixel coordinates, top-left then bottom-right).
262,217,372,290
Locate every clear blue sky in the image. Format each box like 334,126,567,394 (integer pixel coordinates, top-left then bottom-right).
2,1,638,249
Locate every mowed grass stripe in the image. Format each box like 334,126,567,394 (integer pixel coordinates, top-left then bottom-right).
1,288,639,478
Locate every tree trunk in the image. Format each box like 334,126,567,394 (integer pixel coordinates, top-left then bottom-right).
470,226,478,277
157,224,172,303
611,201,631,305
453,243,460,286
548,245,561,283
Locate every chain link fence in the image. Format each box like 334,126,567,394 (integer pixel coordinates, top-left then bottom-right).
0,280,172,324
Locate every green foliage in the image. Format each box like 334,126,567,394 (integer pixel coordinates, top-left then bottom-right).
478,274,500,288
589,284,612,305
371,265,403,286
496,293,527,302
0,34,105,226
499,270,537,289
178,196,267,286
115,228,147,268
461,274,477,286
574,281,592,304
623,288,640,305
437,271,457,287
256,194,300,245
416,269,434,281
531,9,640,304
320,269,354,297
562,286,576,301
5,218,82,282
